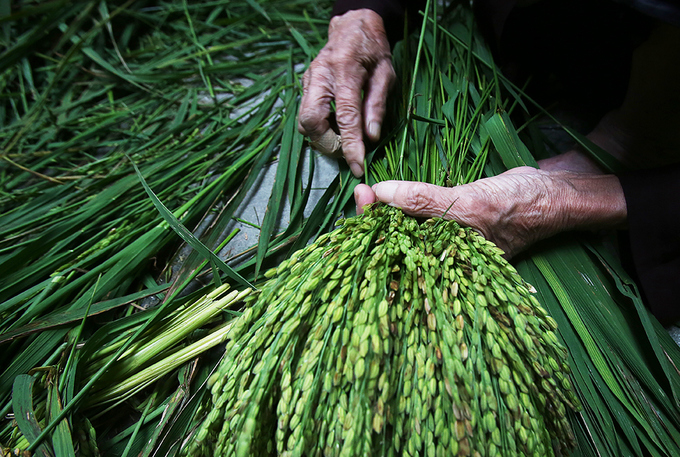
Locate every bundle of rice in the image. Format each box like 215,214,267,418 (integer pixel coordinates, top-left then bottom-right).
182,206,579,457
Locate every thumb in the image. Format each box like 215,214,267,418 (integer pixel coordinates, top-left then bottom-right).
353,183,377,214
372,181,454,218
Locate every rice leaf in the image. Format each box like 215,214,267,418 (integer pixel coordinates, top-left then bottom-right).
289,25,314,60
254,102,296,277
12,374,52,457
47,382,76,457
120,392,156,457
484,110,536,169
128,156,254,290
0,284,168,344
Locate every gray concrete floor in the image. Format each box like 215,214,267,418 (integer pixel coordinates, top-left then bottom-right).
218,148,339,261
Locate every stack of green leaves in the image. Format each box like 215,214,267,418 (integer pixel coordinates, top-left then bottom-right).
0,0,339,455
379,5,680,456
400,5,680,457
4,284,250,453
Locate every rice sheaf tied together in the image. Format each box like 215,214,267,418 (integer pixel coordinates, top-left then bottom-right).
182,205,580,457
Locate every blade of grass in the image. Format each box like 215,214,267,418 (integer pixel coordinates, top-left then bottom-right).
128,155,254,290
12,374,53,457
47,382,76,457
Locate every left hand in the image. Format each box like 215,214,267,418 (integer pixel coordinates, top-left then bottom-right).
354,165,627,258
297,9,395,177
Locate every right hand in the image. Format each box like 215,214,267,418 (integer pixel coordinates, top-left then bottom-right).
354,165,627,259
298,9,395,177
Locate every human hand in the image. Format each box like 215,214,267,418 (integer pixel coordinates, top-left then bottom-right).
298,9,395,177
354,167,627,258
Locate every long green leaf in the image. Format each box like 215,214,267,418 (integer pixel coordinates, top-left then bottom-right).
12,374,52,457
47,382,76,457
128,156,254,290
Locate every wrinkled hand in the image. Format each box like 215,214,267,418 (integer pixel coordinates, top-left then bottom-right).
298,9,395,177
354,166,627,258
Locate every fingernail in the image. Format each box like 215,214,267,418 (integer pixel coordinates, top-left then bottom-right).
349,162,364,178
368,121,381,139
373,181,398,204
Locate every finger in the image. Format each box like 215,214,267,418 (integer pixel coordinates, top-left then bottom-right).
372,180,456,218
298,64,333,140
363,59,395,142
335,67,367,177
353,183,377,214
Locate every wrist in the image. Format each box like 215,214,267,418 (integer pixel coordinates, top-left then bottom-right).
329,9,387,42
331,0,424,47
552,171,627,232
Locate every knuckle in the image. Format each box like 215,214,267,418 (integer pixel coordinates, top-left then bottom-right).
302,65,312,78
404,183,436,213
326,44,372,72
365,91,386,113
305,62,330,85
297,119,310,135
298,112,324,135
335,105,362,130
311,49,333,68
301,68,313,89
331,54,366,76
